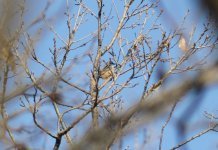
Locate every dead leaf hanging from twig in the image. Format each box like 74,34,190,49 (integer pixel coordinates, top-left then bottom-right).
179,36,188,51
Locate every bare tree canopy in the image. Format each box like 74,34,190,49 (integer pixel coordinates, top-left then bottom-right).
0,0,217,150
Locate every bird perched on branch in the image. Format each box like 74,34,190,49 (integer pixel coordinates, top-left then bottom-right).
99,60,115,80
0,33,16,72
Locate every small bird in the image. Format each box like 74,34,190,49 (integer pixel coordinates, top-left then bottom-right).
0,41,16,72
100,61,115,80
